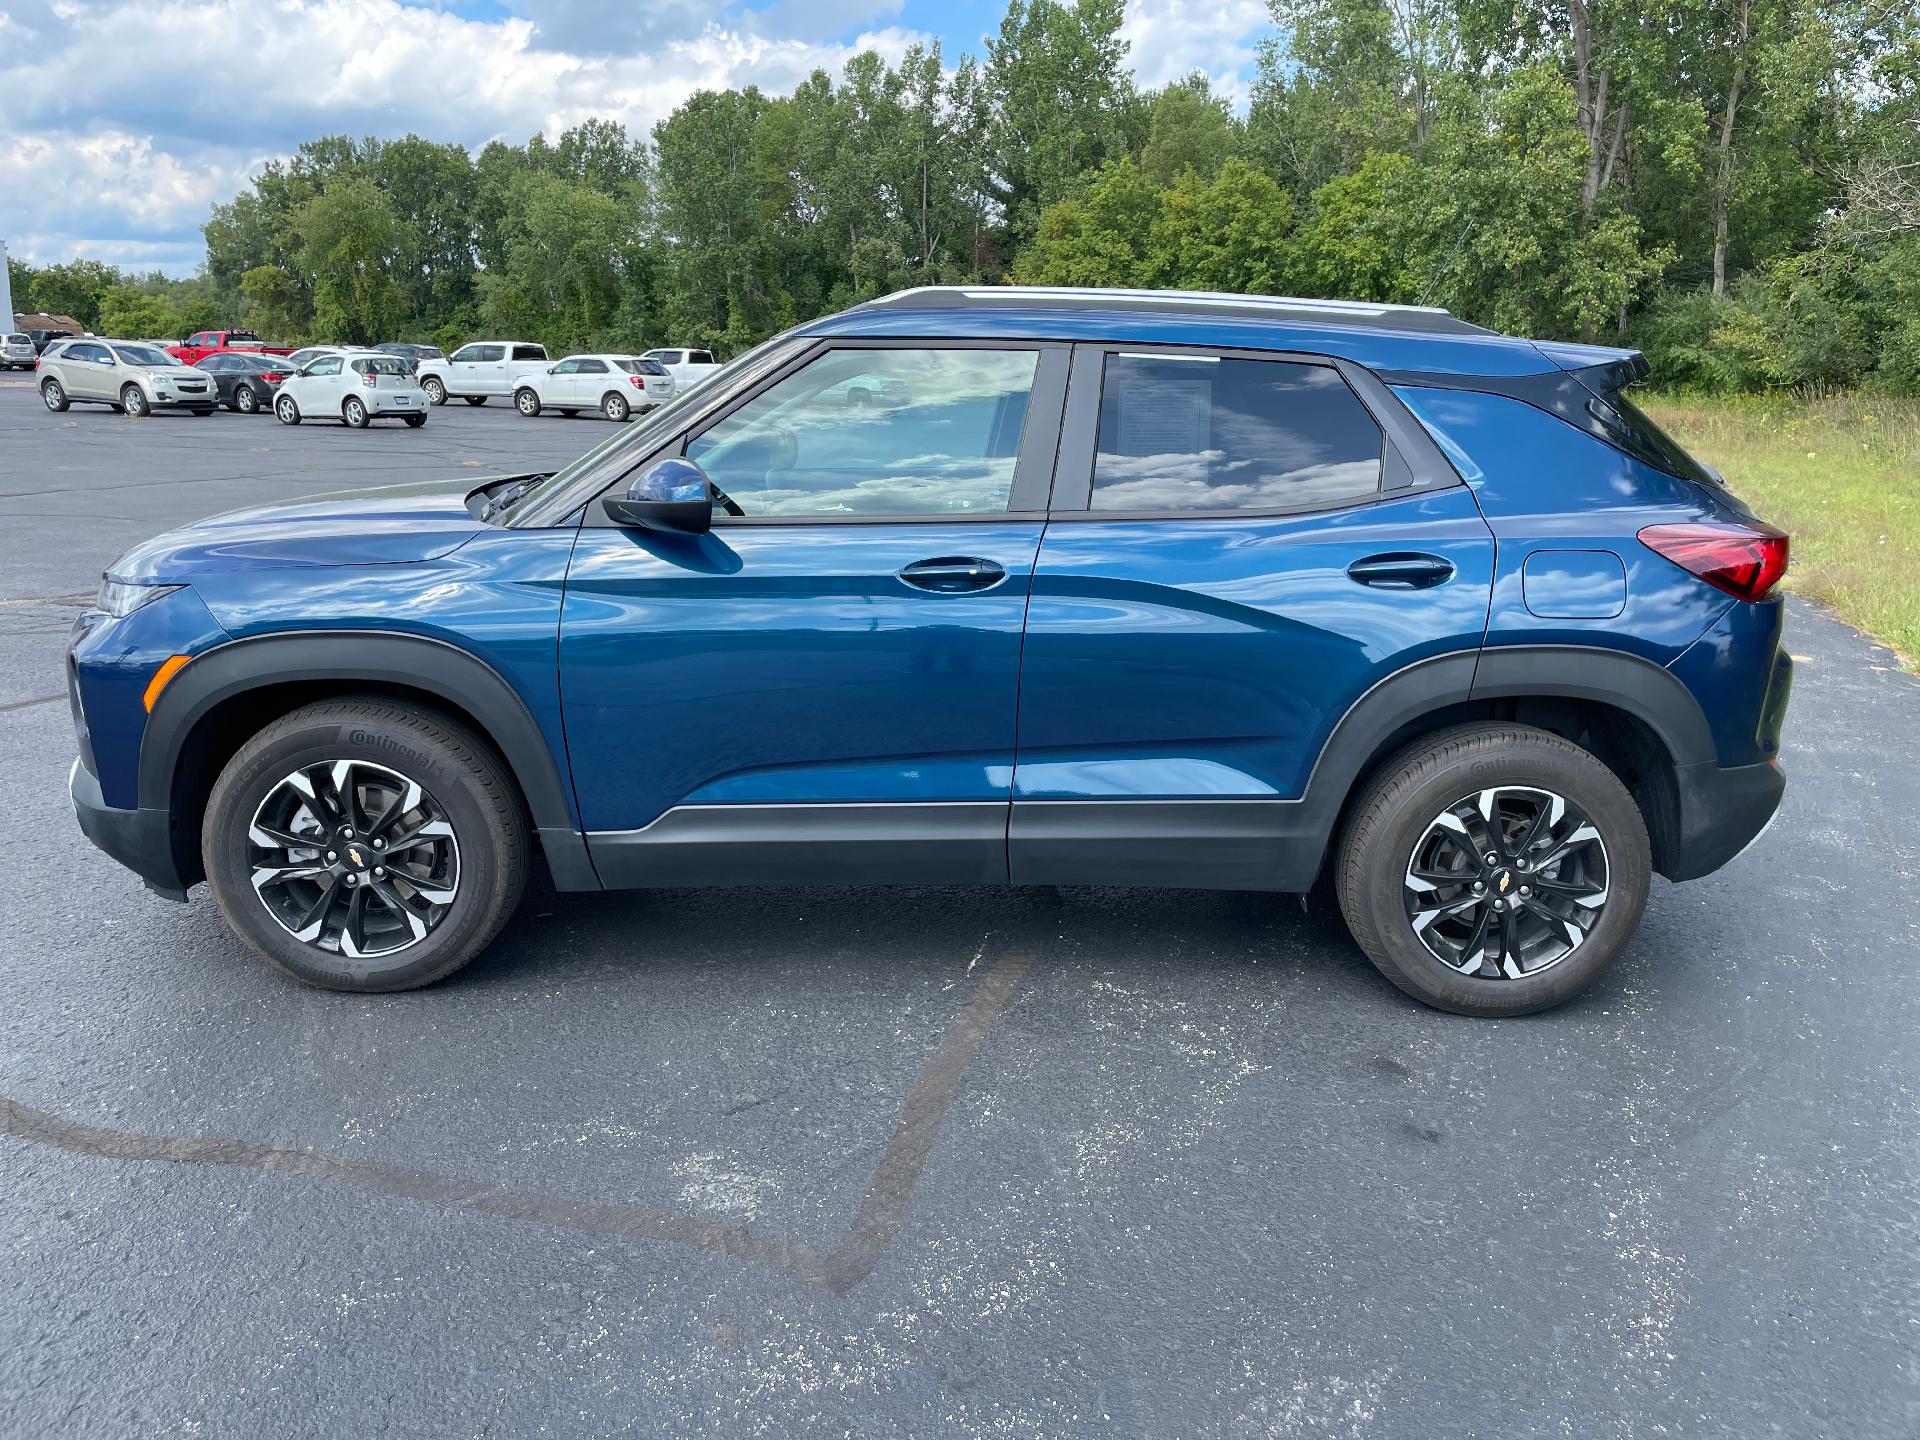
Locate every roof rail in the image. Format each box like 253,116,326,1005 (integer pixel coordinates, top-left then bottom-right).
859,285,1496,336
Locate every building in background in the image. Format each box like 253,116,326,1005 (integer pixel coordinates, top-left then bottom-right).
0,240,14,332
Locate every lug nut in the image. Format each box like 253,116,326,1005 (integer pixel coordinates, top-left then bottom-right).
372,838,384,850
345,873,359,887
326,851,337,862
1485,852,1499,865
1472,880,1485,892
1519,885,1531,897
374,866,386,878
341,827,355,839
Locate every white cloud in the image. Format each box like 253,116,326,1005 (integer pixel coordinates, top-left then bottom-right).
1120,0,1270,106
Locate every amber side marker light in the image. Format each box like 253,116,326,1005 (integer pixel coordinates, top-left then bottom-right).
143,655,192,712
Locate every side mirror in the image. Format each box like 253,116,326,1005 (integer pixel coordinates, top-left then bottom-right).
603,457,714,535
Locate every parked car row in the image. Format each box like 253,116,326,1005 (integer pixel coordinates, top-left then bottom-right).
28,335,722,428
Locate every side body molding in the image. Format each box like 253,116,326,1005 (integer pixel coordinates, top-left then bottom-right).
140,630,601,891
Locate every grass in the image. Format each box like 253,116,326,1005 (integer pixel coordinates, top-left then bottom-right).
1643,392,1920,667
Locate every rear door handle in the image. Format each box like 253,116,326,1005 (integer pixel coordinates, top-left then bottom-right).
1346,553,1456,590
897,557,1008,593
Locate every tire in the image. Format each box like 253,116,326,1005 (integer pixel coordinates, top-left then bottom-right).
1335,723,1651,1017
558,408,579,417
202,697,529,992
404,413,427,428
464,395,487,407
121,384,150,418
236,385,260,414
191,407,214,416
276,394,301,425
601,391,629,422
422,376,446,405
41,378,68,412
343,395,369,429
514,387,541,417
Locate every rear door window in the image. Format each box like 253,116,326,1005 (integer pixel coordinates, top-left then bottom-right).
690,351,715,365
512,345,546,362
1089,353,1383,513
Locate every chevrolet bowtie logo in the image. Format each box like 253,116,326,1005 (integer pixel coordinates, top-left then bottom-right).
348,847,364,868
1497,872,1511,893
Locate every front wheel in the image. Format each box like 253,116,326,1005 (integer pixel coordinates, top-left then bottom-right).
463,395,487,407
121,384,150,418
514,387,541,417
275,394,301,425
601,391,629,422
41,378,68,412
1335,723,1651,1017
202,698,529,992
422,376,446,405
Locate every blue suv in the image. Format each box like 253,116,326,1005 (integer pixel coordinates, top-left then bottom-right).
67,287,1790,1015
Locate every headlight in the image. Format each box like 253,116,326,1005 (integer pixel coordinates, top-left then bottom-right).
95,577,182,618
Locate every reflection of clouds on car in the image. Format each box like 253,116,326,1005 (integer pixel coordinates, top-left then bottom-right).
751,460,1019,516
1089,458,1384,511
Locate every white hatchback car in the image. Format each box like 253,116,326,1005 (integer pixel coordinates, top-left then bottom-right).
275,352,428,428
512,354,674,422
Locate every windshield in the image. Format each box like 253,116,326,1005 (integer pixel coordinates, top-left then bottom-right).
112,344,174,367
507,334,809,527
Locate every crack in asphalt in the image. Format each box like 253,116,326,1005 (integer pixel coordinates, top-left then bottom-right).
0,947,1033,1296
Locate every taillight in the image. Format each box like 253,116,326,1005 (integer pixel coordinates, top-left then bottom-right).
361,371,377,386
628,374,645,389
261,371,284,383
1638,521,1788,601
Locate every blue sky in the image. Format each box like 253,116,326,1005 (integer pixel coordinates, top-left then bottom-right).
0,0,1273,278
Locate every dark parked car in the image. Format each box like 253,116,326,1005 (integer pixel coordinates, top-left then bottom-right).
374,343,446,373
67,286,1790,1014
195,352,293,414
27,327,81,355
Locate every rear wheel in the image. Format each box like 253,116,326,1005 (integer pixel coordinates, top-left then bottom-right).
601,391,629,422
558,408,579,417
514,387,541,417
41,378,68,411
422,376,446,405
404,413,427,428
202,698,529,992
236,385,260,414
343,395,369,428
1335,723,1651,1017
275,394,301,425
463,395,487,407
121,384,150,418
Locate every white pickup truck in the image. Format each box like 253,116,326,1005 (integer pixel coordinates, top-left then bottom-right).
416,341,550,406
642,347,721,391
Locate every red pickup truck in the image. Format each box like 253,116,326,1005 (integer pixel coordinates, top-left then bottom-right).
166,330,295,365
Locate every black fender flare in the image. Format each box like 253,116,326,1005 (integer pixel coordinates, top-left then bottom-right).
141,630,599,890
1293,643,1713,849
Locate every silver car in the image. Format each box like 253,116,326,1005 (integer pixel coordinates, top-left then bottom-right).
39,339,218,416
3,333,34,370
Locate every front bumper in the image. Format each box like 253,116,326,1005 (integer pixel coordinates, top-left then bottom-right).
70,758,190,900
149,387,216,409
1665,757,1786,881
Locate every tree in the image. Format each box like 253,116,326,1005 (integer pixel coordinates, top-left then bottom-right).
95,285,179,339
1140,75,1236,185
293,178,408,343
240,265,307,342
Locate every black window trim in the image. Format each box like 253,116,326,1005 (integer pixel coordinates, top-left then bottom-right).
1045,341,1460,522
581,336,1073,529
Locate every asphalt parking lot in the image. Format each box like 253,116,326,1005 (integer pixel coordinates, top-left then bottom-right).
1,378,1916,1437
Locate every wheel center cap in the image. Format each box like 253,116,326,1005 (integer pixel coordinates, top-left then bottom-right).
1491,867,1516,896
342,842,369,870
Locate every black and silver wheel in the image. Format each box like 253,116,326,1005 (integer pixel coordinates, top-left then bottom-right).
41,378,68,412
1337,723,1650,1016
464,395,487,407
121,384,150,418
404,413,427,428
343,395,369,428
203,698,528,992
236,384,260,414
514,387,541,417
276,394,301,425
601,391,629,422
422,376,446,405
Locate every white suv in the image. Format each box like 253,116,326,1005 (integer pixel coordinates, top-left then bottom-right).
416,341,549,405
642,347,720,390
274,352,428,428
513,354,675,422
3,333,34,370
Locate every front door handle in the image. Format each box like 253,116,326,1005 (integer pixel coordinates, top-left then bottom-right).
897,557,1007,593
1346,553,1456,590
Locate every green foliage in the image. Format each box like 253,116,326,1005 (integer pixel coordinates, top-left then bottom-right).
11,0,1915,395
94,285,179,340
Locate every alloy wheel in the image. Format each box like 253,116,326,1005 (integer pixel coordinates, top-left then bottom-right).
42,381,63,409
1402,785,1610,980
247,758,460,960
